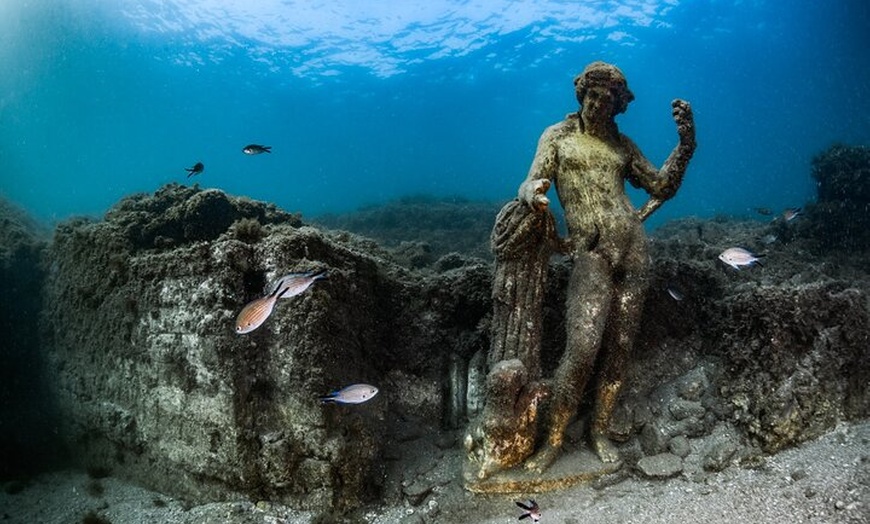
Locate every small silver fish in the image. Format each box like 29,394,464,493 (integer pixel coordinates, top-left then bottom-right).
319,384,379,404
516,500,541,522
760,233,778,245
270,270,328,299
781,207,802,222
235,285,289,334
666,285,684,301
242,144,272,155
718,247,764,270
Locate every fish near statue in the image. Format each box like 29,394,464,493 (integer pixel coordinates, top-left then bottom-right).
465,61,696,489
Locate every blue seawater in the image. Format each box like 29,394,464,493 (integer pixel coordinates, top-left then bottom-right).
1,1,868,230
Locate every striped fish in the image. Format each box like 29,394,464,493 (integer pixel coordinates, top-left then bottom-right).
235,270,328,334
235,285,289,334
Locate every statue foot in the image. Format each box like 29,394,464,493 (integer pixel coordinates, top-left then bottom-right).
524,444,561,474
591,431,621,463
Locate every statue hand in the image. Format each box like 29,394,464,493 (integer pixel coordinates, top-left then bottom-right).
671,99,695,149
518,179,551,212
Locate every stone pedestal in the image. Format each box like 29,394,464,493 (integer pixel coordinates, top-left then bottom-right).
463,447,622,493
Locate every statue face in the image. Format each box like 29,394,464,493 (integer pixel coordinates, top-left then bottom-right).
581,86,617,120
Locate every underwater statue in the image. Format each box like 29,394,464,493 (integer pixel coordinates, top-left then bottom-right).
465,61,696,489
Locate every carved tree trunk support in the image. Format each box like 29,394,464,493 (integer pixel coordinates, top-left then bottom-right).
464,201,560,482
489,200,560,379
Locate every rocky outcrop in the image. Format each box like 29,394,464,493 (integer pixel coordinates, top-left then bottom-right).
799,143,870,250
104,182,303,249
615,216,869,481
40,184,490,511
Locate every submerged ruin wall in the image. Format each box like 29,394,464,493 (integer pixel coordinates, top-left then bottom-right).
38,184,489,510
623,216,869,479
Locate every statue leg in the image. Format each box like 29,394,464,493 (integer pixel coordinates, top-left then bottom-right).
526,253,612,473
591,238,649,462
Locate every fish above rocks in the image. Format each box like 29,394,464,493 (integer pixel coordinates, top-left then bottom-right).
242,144,272,155
516,500,541,522
184,162,204,177
270,270,328,299
718,247,764,270
319,384,379,404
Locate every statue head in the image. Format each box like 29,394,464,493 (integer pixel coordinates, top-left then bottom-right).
574,61,635,115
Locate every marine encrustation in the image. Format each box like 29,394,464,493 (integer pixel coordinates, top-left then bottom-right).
465,61,696,484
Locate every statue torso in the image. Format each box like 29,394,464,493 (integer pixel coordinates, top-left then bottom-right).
547,118,646,263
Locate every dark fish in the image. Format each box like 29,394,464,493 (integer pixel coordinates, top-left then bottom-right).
243,144,272,155
666,285,684,301
753,207,773,216
516,500,541,522
184,162,204,178
319,384,379,404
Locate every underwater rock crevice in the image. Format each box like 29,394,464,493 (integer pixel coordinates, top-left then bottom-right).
0,197,61,479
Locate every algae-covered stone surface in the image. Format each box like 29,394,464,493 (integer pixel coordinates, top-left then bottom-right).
38,184,490,511
801,144,870,251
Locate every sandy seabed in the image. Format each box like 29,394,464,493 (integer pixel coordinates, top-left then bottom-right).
1,421,867,524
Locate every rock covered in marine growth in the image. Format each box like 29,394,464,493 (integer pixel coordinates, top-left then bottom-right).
812,143,870,204
41,183,491,511
615,216,869,481
798,143,870,250
104,182,303,248
624,147,869,469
